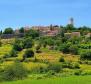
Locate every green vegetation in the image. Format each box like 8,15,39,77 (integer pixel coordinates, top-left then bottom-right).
3,28,14,34
1,76,91,84
0,26,91,84
1,62,28,81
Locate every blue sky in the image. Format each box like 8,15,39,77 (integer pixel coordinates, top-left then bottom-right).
0,0,91,30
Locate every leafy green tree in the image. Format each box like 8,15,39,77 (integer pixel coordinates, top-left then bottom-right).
19,27,24,33
78,26,91,35
25,29,39,39
59,44,69,53
13,39,24,51
3,28,14,34
68,37,81,44
66,24,75,31
69,45,79,55
23,37,33,49
46,38,54,46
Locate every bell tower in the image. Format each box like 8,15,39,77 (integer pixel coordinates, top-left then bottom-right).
69,17,74,25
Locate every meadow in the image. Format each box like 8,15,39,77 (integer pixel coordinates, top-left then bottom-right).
1,76,91,84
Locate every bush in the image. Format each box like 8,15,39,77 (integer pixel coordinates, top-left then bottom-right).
23,49,34,61
59,44,69,53
74,70,82,75
36,44,41,51
0,58,5,63
62,61,72,68
46,70,55,77
73,63,80,69
59,57,65,62
81,70,91,75
3,54,10,58
80,51,91,60
36,44,42,53
69,45,78,55
2,62,28,81
48,63,62,73
13,39,24,51
30,66,47,74
13,38,33,51
23,37,33,49
4,50,18,58
62,62,80,69
9,49,18,57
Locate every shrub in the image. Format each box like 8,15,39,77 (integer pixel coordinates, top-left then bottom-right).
59,44,69,53
29,64,47,74
62,61,72,68
59,57,65,62
46,70,55,77
0,58,5,63
48,63,62,73
13,38,33,51
69,45,78,55
74,70,82,75
3,54,10,58
4,50,18,58
36,44,41,51
13,39,24,51
80,51,91,60
23,49,34,61
2,62,28,81
23,37,33,49
62,62,80,69
36,44,42,53
9,49,18,57
73,63,80,69
82,70,91,75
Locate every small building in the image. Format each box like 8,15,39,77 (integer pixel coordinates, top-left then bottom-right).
71,32,80,37
15,29,19,34
64,33,72,39
24,26,30,32
86,33,91,38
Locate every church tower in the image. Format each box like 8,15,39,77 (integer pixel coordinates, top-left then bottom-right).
69,17,74,25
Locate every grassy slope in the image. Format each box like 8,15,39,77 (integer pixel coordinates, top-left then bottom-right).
1,39,91,84
0,45,12,57
1,76,91,84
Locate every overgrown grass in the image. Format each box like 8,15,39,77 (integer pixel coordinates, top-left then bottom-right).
0,45,12,57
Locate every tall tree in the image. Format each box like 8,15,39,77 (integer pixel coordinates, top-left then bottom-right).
19,27,24,33
3,28,14,34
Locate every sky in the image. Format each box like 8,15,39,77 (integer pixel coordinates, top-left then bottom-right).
0,0,91,30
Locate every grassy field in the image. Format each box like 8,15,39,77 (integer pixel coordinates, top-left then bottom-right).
0,39,91,84
1,76,91,84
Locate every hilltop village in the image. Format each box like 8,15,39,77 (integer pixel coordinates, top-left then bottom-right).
0,18,91,39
